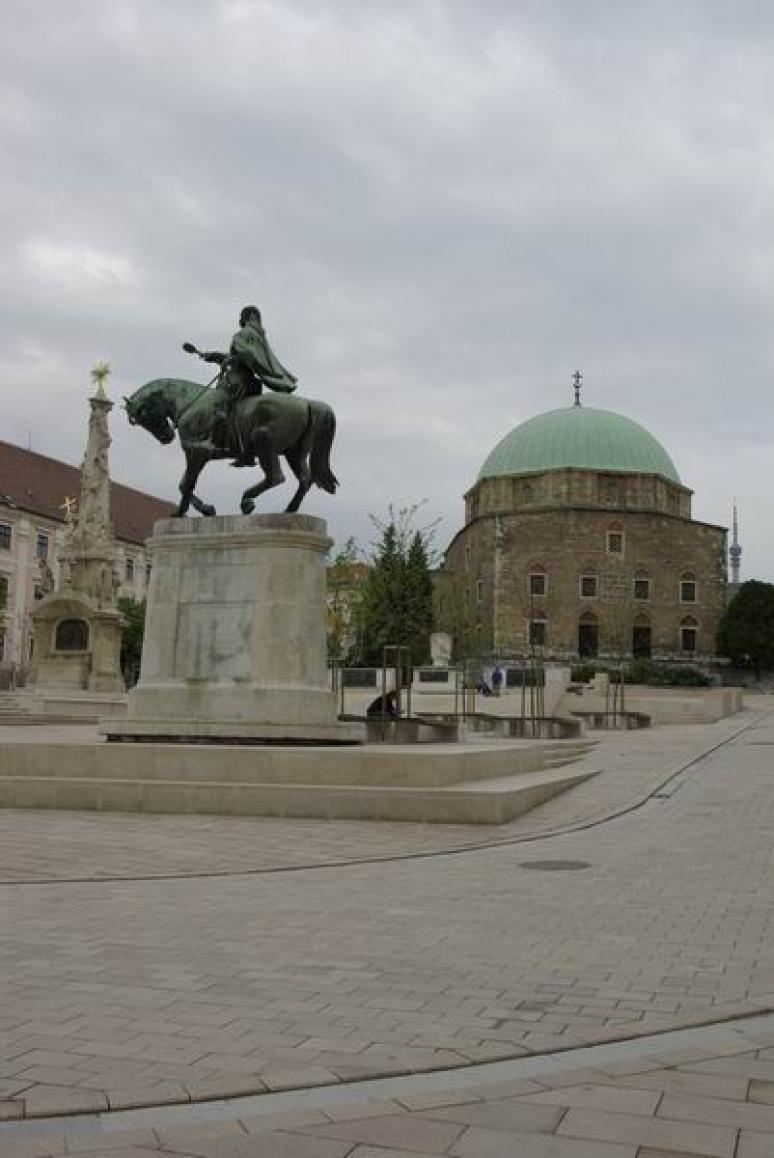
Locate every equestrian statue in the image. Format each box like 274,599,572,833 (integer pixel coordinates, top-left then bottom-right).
123,305,338,517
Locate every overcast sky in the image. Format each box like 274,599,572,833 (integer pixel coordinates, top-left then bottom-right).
2,0,773,575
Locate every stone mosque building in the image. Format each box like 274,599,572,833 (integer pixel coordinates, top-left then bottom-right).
437,383,727,662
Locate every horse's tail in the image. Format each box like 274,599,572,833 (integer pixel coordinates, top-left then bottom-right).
309,401,338,494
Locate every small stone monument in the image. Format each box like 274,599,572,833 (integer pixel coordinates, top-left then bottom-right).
29,365,124,692
430,631,452,667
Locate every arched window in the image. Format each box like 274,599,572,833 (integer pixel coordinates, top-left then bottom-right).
529,615,547,648
55,619,88,652
680,615,698,654
680,570,697,603
528,562,548,597
578,610,599,659
632,610,651,658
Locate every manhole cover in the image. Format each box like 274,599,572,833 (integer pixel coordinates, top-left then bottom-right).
519,860,591,872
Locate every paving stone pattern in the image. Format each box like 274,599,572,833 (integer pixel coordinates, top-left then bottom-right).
0,711,757,882
0,705,772,1122
8,1033,774,1155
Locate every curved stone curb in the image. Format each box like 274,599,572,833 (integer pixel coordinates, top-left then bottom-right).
7,996,774,1122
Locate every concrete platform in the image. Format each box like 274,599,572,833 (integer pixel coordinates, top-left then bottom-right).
0,736,596,824
0,688,127,725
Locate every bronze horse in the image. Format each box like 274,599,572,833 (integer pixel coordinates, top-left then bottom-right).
124,378,337,517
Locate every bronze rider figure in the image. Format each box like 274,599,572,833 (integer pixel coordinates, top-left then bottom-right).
200,305,298,466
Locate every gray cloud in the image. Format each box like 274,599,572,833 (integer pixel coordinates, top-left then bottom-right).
1,0,773,574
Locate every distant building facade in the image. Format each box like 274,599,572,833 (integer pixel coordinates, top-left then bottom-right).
0,440,170,674
326,561,369,661
436,402,727,662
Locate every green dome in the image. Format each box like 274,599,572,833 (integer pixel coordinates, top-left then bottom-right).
478,406,681,484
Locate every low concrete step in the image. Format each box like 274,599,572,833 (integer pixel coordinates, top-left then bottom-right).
1,739,596,790
0,765,596,824
0,739,598,824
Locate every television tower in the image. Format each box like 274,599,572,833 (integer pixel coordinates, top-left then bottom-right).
729,500,742,587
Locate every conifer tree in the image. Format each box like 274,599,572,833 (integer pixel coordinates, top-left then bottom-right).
358,504,438,665
404,530,434,664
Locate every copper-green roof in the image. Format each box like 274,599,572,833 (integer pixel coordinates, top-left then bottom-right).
478,406,681,484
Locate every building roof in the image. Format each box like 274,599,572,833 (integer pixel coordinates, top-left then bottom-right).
478,406,681,485
0,440,172,546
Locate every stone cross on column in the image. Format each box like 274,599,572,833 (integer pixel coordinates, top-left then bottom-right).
573,370,583,407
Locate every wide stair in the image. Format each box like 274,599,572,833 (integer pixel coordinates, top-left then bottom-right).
0,736,597,824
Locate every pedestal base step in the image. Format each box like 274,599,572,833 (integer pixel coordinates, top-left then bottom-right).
100,719,365,745
0,739,596,824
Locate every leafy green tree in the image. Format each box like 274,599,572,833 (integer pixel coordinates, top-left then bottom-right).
717,580,774,677
117,595,146,685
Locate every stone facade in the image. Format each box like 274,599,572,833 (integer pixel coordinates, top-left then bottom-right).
438,467,727,661
326,561,369,661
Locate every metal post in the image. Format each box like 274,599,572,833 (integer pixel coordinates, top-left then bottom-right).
381,647,389,742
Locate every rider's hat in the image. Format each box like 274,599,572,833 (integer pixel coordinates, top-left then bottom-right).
239,305,262,327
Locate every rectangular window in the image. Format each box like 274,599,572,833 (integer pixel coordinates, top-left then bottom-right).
36,532,49,560
680,627,698,653
529,573,547,597
0,575,7,610
580,575,598,598
606,531,624,555
529,619,546,647
125,557,135,582
634,578,650,601
0,524,11,550
680,581,697,603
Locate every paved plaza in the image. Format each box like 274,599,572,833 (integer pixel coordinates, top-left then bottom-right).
0,698,773,1155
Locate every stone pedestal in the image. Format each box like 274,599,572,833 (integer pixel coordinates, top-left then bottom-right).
102,514,362,743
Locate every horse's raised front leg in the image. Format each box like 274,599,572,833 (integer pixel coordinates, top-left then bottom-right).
240,447,284,515
174,450,216,518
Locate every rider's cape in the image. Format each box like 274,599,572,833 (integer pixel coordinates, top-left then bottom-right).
230,322,297,392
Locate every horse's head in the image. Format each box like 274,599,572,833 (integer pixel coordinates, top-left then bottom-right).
124,383,176,445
